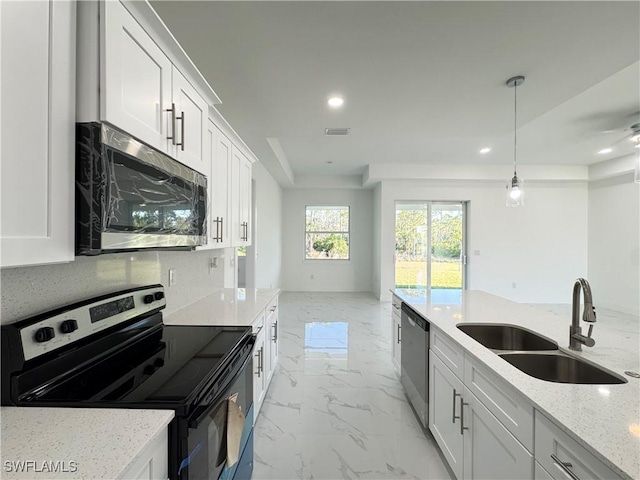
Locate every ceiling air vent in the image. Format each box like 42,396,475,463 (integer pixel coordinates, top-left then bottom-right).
325,128,350,136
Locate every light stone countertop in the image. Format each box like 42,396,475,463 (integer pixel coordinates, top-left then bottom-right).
393,289,640,480
163,288,280,327
0,407,174,480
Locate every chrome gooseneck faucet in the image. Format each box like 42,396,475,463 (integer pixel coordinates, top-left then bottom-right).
569,278,597,351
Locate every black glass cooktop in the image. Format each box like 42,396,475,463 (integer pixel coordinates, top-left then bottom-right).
33,324,252,408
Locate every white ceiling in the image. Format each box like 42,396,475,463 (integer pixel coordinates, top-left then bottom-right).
151,1,640,186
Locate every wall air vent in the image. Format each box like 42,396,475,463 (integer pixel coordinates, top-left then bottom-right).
325,128,350,136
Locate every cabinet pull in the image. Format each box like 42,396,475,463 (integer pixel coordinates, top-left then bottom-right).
397,324,401,344
460,397,469,435
259,346,264,373
452,390,461,423
219,217,224,241
255,325,263,334
176,111,185,151
392,303,400,310
551,455,581,480
272,321,278,342
165,103,176,145
255,351,261,377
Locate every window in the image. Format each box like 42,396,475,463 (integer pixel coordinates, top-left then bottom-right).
305,206,350,260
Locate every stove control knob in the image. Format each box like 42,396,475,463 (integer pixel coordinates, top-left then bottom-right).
34,327,55,343
154,291,165,301
154,358,165,368
60,319,78,334
143,294,155,304
143,365,156,376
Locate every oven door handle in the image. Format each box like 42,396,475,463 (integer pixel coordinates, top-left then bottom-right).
188,347,254,428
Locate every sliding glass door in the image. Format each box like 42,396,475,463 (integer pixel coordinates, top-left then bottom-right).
395,202,466,304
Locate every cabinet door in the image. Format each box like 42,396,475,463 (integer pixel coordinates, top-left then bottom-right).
391,296,402,374
0,0,75,267
462,386,533,480
429,351,464,480
267,300,279,383
102,0,172,152
231,147,252,247
253,320,266,422
211,124,232,247
239,154,252,246
172,68,208,174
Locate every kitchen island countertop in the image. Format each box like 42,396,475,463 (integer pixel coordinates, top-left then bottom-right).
393,289,640,480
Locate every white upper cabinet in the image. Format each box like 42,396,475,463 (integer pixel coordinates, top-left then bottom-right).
232,148,252,247
0,0,76,268
171,68,208,174
101,0,208,174
211,122,233,248
101,0,172,153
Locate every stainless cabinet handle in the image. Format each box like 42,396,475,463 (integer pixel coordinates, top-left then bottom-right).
260,346,264,373
397,324,401,344
255,351,261,377
460,397,469,435
255,325,263,334
392,303,400,310
176,111,185,151
272,320,278,342
551,455,580,480
219,217,224,241
213,217,220,242
452,389,461,423
165,103,176,145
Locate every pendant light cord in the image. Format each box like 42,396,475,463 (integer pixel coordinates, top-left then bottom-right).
513,83,518,177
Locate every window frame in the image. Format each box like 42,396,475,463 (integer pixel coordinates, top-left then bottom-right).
304,205,351,261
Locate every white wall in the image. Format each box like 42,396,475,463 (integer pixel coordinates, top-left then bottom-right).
1,248,225,324
372,183,382,298
376,180,589,303
282,188,373,292
588,173,640,314
251,161,283,289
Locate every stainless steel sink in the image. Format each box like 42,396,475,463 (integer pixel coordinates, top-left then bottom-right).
499,352,627,385
457,324,558,351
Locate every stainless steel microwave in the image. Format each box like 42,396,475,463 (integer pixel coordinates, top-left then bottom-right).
76,122,207,255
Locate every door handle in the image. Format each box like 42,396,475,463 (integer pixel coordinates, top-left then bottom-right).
165,103,176,145
460,397,469,435
176,111,185,151
452,389,461,423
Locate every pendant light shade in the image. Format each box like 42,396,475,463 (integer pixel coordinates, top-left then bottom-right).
506,75,525,207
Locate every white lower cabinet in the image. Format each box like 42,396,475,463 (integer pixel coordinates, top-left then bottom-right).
535,461,554,480
252,294,279,423
119,429,168,480
429,351,464,479
429,325,533,480
534,411,623,480
462,385,533,480
252,313,267,423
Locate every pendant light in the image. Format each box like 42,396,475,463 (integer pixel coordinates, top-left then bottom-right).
632,123,640,184
506,75,525,207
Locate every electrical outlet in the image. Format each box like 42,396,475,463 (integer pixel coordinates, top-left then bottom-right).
169,269,176,287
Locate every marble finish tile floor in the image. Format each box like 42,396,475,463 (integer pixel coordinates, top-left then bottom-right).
253,292,452,480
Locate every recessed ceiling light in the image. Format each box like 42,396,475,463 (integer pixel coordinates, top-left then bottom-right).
598,148,613,154
479,147,491,154
327,96,344,108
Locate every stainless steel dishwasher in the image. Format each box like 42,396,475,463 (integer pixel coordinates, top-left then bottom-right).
400,302,430,428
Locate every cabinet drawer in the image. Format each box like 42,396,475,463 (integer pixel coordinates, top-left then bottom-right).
535,461,554,480
535,411,622,480
431,326,465,379
464,354,534,451
392,294,402,312
266,296,278,322
252,312,265,335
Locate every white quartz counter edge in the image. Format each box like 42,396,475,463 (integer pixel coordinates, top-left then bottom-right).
393,290,640,480
0,407,174,480
163,288,280,327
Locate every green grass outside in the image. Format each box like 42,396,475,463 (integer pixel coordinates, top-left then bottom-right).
396,261,462,289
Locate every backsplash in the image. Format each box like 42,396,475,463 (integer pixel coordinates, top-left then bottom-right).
0,249,226,324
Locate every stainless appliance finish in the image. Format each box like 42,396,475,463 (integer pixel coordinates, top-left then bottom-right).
76,122,207,255
569,278,597,351
400,303,429,428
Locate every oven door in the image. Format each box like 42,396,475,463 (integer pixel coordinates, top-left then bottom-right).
175,355,254,480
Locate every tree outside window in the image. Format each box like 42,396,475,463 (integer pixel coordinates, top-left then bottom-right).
305,206,350,260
